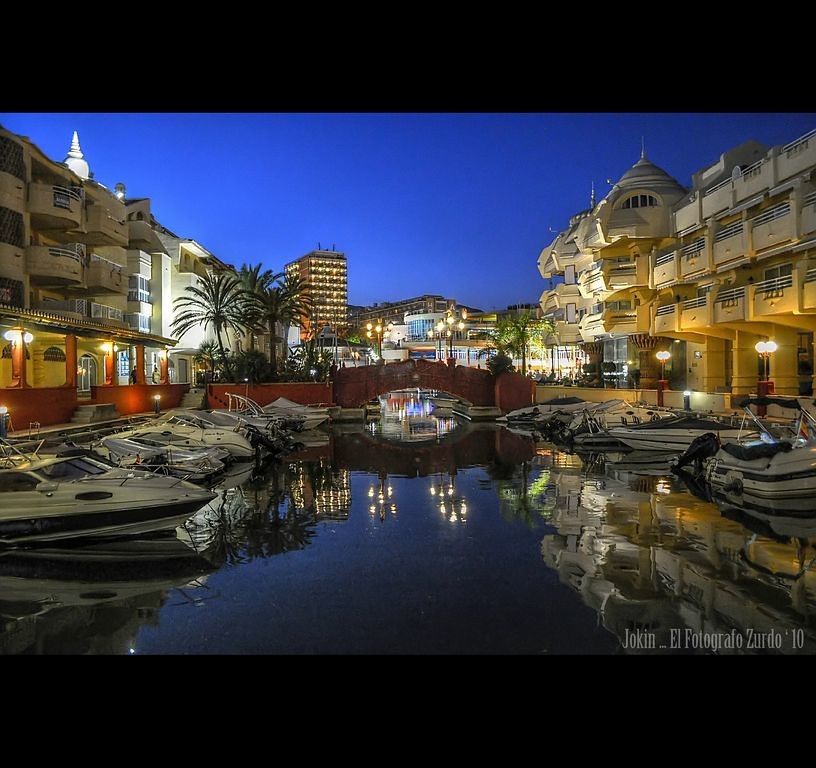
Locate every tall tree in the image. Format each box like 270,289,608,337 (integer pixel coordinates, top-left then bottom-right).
260,272,313,378
172,271,250,364
492,312,554,376
238,263,278,351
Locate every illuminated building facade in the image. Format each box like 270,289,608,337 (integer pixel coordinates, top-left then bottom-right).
285,249,347,339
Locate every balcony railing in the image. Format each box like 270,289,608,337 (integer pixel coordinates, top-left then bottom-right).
52,185,83,210
682,238,705,259
704,177,732,197
806,269,816,284
90,253,123,274
714,221,743,242
803,191,816,207
655,304,676,317
751,202,790,227
90,302,123,322
741,159,764,180
783,129,816,156
753,274,793,294
655,252,675,267
683,296,708,310
715,286,745,303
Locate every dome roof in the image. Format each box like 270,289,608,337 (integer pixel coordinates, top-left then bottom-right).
603,153,687,209
63,131,89,180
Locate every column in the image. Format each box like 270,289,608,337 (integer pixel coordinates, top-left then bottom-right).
64,334,77,388
580,342,603,386
9,334,29,389
103,343,114,385
630,334,668,390
731,329,764,395
135,344,146,385
769,326,800,395
159,351,169,384
701,337,727,393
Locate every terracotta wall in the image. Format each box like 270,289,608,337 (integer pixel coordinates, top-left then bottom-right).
333,359,495,407
494,372,535,413
0,387,78,431
207,382,334,410
90,383,189,415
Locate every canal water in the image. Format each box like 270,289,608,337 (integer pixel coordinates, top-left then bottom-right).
2,390,816,655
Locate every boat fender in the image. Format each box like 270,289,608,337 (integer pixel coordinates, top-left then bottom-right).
722,471,743,495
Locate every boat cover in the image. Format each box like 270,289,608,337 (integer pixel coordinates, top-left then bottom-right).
721,440,793,461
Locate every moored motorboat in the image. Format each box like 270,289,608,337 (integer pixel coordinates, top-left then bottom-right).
0,454,216,544
675,396,816,517
608,414,754,453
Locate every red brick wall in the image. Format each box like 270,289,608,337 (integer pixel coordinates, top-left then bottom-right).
333,360,495,407
207,382,334,410
91,383,189,415
494,372,535,413
0,387,78,430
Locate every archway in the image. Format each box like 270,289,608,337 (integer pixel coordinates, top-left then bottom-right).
78,353,97,393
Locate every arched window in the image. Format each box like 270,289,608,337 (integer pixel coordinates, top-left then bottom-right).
43,346,66,362
621,194,659,209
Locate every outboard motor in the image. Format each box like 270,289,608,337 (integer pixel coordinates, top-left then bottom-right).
671,431,720,476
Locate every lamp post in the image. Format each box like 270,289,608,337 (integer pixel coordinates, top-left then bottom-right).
656,350,671,407
755,339,778,415
444,306,468,362
366,320,385,359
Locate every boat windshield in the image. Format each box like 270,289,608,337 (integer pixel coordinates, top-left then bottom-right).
39,458,109,479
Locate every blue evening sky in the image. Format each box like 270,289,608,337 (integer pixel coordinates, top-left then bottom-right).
1,113,813,311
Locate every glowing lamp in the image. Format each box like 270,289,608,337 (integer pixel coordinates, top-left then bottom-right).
2,330,14,342
22,332,33,344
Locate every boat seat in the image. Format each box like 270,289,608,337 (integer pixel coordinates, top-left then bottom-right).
721,440,793,461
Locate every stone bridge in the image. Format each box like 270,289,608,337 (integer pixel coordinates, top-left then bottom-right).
332,359,534,413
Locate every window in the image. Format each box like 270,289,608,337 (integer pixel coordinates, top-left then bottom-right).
0,472,40,492
764,263,792,281
621,194,659,209
564,265,576,285
128,274,150,303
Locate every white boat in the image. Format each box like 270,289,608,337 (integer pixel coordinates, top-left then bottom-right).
570,402,675,450
99,436,230,482
0,454,216,544
260,396,330,430
700,396,816,517
608,414,754,453
498,396,589,423
114,412,256,459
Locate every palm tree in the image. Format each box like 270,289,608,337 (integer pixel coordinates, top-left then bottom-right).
493,312,554,376
193,340,219,383
172,271,249,364
238,263,278,351
259,272,313,378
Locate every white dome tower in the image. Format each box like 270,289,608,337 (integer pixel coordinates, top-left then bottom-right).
64,131,90,180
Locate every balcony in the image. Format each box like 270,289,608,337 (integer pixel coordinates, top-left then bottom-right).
804,269,816,310
735,159,769,203
553,320,583,345
777,129,816,183
679,238,707,280
85,254,125,294
542,289,559,315
84,202,128,246
712,221,746,269
654,251,678,288
751,202,793,254
26,245,83,286
602,260,642,291
90,301,125,325
578,311,605,342
605,309,638,336
713,286,746,324
578,264,606,299
802,191,816,238
28,183,82,230
675,195,702,233
33,298,125,328
679,295,711,330
701,179,733,219
751,273,798,318
654,304,678,334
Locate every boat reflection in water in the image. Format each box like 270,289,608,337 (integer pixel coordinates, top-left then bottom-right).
0,532,216,654
368,390,459,444
540,451,816,654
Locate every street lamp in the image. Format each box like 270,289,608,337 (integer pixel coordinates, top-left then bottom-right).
443,306,468,361
366,320,385,358
656,350,671,407
755,340,778,412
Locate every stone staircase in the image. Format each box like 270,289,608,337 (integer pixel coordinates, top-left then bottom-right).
70,403,121,424
180,387,206,409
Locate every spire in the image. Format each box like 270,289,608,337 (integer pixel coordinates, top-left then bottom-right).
641,135,646,160
63,131,90,180
590,180,596,208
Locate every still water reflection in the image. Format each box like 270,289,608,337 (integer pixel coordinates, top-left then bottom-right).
3,396,816,654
